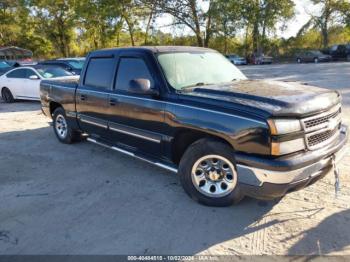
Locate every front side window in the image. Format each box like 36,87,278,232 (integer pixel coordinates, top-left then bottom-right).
115,58,153,91
157,51,247,90
7,69,29,78
84,57,115,89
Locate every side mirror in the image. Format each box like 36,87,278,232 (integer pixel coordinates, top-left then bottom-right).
128,78,159,96
29,75,39,80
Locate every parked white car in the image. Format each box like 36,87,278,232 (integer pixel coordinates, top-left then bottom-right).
0,66,78,103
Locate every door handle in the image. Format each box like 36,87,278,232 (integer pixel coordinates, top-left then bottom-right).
80,94,87,101
109,98,118,106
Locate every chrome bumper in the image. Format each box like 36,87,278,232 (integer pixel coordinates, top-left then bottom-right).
237,125,348,186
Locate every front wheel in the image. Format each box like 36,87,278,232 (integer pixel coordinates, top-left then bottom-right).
178,138,243,207
52,107,81,144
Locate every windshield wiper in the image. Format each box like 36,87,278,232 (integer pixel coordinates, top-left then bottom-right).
181,82,213,90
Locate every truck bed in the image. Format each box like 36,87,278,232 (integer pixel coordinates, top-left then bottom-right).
40,76,80,118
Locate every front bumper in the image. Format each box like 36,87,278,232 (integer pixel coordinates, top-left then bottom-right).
237,125,348,199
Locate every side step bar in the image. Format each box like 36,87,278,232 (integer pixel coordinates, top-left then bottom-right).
87,138,178,173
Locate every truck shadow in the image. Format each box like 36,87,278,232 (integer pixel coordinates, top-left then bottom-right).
288,209,350,255
0,126,283,255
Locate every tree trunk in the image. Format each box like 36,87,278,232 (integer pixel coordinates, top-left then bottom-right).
322,26,329,48
252,21,259,53
189,0,203,47
261,21,266,54
144,5,154,45
244,24,249,57
125,16,135,46
204,10,212,47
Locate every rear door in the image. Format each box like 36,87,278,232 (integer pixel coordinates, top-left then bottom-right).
107,51,165,158
76,55,117,139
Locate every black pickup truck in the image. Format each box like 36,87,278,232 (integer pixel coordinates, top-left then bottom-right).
40,46,348,206
323,44,350,61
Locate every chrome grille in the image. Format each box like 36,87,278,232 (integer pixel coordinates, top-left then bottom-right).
302,104,342,150
304,109,340,129
302,105,341,133
307,128,339,149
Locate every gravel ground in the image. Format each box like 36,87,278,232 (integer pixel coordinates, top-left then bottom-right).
0,62,350,255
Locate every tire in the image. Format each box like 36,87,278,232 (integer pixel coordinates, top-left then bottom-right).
297,58,301,64
1,87,15,103
314,58,319,64
178,138,243,207
52,107,81,144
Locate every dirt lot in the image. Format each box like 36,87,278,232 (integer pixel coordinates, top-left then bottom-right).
1,63,350,255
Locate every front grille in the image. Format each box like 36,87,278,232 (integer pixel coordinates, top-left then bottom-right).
304,108,340,130
307,128,339,149
304,109,340,129
302,104,342,150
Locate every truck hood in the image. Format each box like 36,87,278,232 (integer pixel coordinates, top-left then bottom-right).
182,80,341,117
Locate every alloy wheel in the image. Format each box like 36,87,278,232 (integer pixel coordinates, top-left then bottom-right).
55,114,68,139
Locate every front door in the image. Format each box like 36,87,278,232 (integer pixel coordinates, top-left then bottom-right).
5,68,39,99
23,68,41,99
106,52,166,158
76,56,116,139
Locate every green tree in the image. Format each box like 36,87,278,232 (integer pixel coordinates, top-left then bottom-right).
75,0,124,50
30,0,77,57
149,0,218,47
300,0,349,48
241,0,295,54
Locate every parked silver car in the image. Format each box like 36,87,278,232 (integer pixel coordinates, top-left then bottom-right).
226,54,247,65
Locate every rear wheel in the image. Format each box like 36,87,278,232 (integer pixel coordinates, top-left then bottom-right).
1,88,14,103
52,107,81,144
178,138,243,207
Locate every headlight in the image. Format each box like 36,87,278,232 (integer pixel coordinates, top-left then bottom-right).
271,138,306,155
268,119,302,135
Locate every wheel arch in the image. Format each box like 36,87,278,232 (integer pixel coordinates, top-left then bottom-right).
49,101,63,116
1,86,11,94
1,86,15,101
171,128,234,165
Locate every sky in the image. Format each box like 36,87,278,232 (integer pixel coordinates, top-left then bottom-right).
282,0,320,38
154,0,321,39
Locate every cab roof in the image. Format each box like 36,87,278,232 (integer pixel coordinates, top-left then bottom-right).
90,46,216,56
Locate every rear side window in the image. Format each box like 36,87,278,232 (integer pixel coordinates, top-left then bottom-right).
115,58,153,91
84,57,115,89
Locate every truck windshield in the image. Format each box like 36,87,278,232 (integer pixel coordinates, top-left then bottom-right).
67,61,84,70
157,51,247,90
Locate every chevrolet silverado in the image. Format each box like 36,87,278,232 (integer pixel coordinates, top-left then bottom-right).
40,46,348,206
